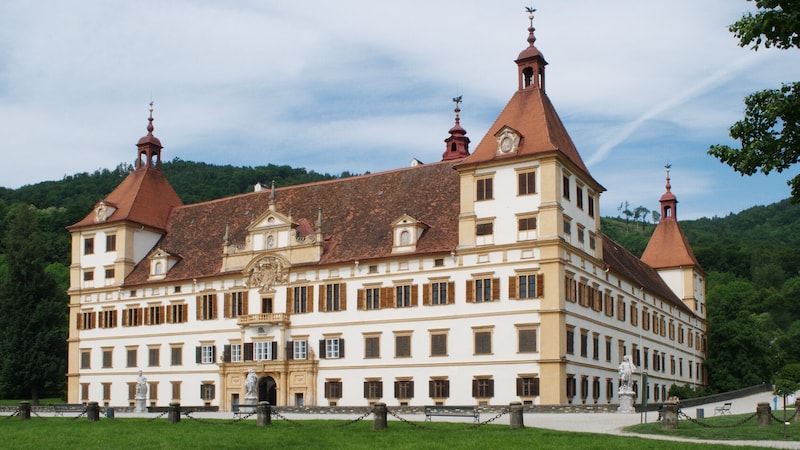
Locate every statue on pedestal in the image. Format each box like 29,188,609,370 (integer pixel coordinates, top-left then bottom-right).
135,370,148,399
617,355,637,414
244,368,258,404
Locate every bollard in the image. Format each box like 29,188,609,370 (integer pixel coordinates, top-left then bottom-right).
661,403,678,430
18,402,31,420
509,402,524,429
372,402,387,430
168,402,181,424
257,401,271,427
756,402,771,427
86,402,100,422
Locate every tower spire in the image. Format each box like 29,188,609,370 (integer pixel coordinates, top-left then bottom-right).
441,95,470,161
516,6,547,91
135,101,163,170
658,164,678,221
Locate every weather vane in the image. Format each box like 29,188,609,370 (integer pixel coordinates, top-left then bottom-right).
525,5,536,25
452,95,462,108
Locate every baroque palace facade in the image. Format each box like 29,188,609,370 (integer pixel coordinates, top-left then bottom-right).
67,18,707,410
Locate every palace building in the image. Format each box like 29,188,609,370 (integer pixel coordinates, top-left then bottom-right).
66,15,707,410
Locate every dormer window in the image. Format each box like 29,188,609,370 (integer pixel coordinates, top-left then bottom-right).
391,214,429,254
148,248,179,280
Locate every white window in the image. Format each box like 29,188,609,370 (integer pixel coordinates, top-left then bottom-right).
326,338,340,359
231,344,242,362
201,345,215,364
294,340,307,360
254,342,271,361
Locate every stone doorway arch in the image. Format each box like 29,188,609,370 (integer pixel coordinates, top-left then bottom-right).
259,376,277,405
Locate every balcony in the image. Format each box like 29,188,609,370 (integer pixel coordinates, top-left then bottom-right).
237,313,290,327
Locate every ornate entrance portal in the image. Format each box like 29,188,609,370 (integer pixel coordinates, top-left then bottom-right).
259,376,277,405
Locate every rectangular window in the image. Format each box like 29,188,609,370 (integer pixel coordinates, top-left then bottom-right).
364,336,380,359
605,337,612,362
431,282,448,305
201,383,215,401
102,383,111,401
229,291,246,317
563,218,571,235
580,330,588,357
84,237,94,255
99,310,116,328
517,377,540,397
166,303,187,324
200,345,216,364
476,177,493,201
576,185,584,209
475,278,493,302
588,195,595,217
171,382,181,400
83,271,94,282
231,344,242,363
80,350,91,369
429,379,450,399
146,305,163,325
577,226,585,243
293,340,307,360
197,294,217,320
254,341,272,360
518,328,537,353
395,380,414,399
472,378,494,398
293,286,308,313
518,217,537,231
517,274,540,299
105,267,115,280
431,333,447,356
148,347,160,367
474,331,492,355
126,348,137,367
324,380,342,399
321,338,343,359
101,348,113,368
325,284,341,311
363,380,383,399
262,297,273,313
518,171,536,195
395,285,412,308
395,335,411,358
105,234,116,252
562,175,570,200
592,334,599,360
365,287,381,310
476,222,493,236
171,346,182,366
566,328,575,355
78,311,96,330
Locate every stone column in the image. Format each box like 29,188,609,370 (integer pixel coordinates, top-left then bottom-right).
18,402,31,420
168,402,181,424
509,402,524,429
757,402,771,427
661,403,678,430
257,401,271,427
372,402,387,430
86,401,100,422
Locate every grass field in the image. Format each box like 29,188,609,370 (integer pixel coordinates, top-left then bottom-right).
0,415,775,450
626,410,800,442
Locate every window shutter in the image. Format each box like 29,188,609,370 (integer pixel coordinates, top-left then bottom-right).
200,384,204,399
363,381,369,399
223,345,231,363
144,308,151,326
377,382,383,398
319,340,326,359
537,274,544,298
409,381,415,398
411,285,418,307
182,304,188,322
307,286,315,312
533,378,540,396
381,287,391,309
77,312,83,329
243,291,249,315
488,379,495,397
466,280,474,303
422,283,431,305
286,287,293,313
339,338,345,358
286,341,294,360
341,283,347,311
166,306,173,324
429,380,434,397
244,342,253,361
195,346,201,364
211,346,217,362
357,289,365,310
447,282,455,304
492,278,500,301
270,341,278,360
394,381,399,398
318,285,325,312
224,293,231,318
136,308,143,326
159,306,165,324
324,381,331,398
472,379,478,397
508,276,517,299
196,296,202,320
516,377,523,396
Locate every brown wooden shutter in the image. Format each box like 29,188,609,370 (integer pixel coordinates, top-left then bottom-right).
76,312,83,330
319,340,325,359
196,296,202,320
447,281,455,304
381,287,391,309
508,276,517,299
318,285,325,312
466,280,474,303
224,293,231,318
428,380,434,397
307,286,314,312
243,291,249,315
243,343,253,361
394,381,399,398
537,274,544,298
286,287,293,313
411,285,418,307
181,304,188,323
492,278,500,301
533,378,540,396
121,310,128,327
137,308,143,326
166,306,173,324
472,379,478,397
159,306,165,324
357,289,365,310
422,283,431,306
341,283,347,311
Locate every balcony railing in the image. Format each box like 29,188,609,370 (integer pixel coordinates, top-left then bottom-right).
236,313,290,327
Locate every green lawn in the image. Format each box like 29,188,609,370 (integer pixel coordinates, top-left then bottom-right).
626,411,800,441
0,416,771,449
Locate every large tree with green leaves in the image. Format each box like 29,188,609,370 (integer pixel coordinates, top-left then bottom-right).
0,205,67,402
709,0,800,201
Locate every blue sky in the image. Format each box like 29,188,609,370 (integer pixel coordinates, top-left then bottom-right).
1,0,798,220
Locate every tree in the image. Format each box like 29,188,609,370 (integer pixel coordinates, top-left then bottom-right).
0,205,67,402
773,363,800,437
709,1,800,202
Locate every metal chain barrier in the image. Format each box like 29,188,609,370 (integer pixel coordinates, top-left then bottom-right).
335,407,375,428
230,410,258,423
770,407,800,423
386,408,429,429
678,410,757,428
271,408,304,427
70,409,87,421
463,409,508,430
5,410,20,419
148,410,169,422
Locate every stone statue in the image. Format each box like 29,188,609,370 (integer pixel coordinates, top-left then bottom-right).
135,370,148,399
618,355,636,392
244,368,258,403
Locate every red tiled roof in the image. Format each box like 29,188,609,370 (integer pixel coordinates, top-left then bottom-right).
69,167,183,231
641,219,703,271
602,234,694,314
124,161,462,285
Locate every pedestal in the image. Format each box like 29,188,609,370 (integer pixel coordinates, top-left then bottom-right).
373,402,387,430
509,402,524,429
135,397,147,413
244,396,258,406
618,390,636,413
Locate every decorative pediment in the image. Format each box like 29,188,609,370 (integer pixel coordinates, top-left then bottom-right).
495,126,521,155
93,200,117,223
148,247,180,280
391,214,429,253
248,210,293,231
245,255,289,293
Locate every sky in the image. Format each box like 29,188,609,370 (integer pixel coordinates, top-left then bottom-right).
1,0,798,220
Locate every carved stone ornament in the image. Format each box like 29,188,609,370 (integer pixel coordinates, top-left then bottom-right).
94,201,109,223
247,257,288,293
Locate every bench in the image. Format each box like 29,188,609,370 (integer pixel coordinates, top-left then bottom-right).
424,405,480,423
714,402,732,415
53,404,86,417
232,404,258,419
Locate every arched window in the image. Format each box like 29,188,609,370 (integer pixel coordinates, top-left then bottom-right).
400,230,410,245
